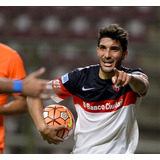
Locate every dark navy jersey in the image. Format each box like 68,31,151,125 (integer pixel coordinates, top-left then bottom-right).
62,64,141,102
51,64,147,113
50,64,148,153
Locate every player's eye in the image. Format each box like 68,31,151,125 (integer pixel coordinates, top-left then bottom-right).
111,46,120,51
99,45,106,50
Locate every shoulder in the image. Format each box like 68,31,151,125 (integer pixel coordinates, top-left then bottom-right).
0,43,17,55
0,43,22,60
61,64,99,88
72,64,99,75
121,66,148,80
121,66,144,74
67,64,99,81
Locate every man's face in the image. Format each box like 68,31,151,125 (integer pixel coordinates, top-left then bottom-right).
97,37,128,78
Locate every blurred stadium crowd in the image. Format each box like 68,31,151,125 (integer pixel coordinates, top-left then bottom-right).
0,6,159,153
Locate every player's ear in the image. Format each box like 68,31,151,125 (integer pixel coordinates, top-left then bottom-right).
122,50,128,60
97,47,99,52
97,47,100,57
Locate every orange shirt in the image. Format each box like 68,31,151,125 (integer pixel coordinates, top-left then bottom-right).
0,43,26,149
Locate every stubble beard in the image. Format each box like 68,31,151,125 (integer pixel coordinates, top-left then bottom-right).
100,65,114,74
99,59,122,75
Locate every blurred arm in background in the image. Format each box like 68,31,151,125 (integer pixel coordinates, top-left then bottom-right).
0,67,55,99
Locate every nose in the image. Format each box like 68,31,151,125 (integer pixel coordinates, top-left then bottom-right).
104,49,111,59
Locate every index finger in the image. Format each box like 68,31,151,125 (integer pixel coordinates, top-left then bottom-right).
113,67,119,77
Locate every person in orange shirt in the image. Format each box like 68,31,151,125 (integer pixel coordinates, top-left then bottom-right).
0,43,27,153
0,43,65,154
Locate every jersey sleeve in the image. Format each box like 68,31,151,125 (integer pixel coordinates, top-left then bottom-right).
49,77,72,103
128,68,149,97
61,69,83,94
8,51,26,80
50,69,82,103
131,68,148,81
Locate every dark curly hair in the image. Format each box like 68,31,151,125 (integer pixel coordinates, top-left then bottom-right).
97,24,129,52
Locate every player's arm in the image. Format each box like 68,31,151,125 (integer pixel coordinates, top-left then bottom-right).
27,97,66,144
22,67,55,98
0,95,27,115
0,78,13,93
129,74,149,96
112,67,149,96
0,68,55,98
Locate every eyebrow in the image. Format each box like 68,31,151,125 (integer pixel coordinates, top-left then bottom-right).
99,44,106,48
99,44,120,48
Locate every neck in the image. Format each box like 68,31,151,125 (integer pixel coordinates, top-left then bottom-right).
98,68,114,80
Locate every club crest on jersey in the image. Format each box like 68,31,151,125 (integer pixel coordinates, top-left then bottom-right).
112,84,120,92
61,73,69,84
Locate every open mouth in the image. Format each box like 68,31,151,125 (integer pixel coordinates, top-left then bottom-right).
102,60,114,67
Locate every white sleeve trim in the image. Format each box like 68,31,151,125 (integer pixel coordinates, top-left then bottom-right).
50,94,63,103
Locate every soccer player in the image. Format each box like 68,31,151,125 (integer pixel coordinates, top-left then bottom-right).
0,43,58,154
0,42,28,154
27,24,149,153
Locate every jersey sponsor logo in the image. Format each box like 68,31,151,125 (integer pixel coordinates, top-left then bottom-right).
83,99,123,112
73,91,139,113
82,86,95,91
61,73,69,84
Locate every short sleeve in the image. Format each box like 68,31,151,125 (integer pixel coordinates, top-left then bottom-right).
50,69,83,103
8,51,26,80
61,69,84,94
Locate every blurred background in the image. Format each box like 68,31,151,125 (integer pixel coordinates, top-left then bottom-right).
0,6,159,154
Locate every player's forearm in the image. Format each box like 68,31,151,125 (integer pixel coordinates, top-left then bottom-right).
0,97,27,115
0,78,13,93
0,78,24,94
129,74,149,96
27,97,47,132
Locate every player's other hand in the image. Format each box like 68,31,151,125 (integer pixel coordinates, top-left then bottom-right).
39,125,67,145
112,67,131,87
22,67,56,99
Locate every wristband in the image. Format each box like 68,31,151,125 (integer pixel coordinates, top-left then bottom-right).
13,80,22,93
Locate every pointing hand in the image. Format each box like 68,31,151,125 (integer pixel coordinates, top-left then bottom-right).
112,68,131,87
